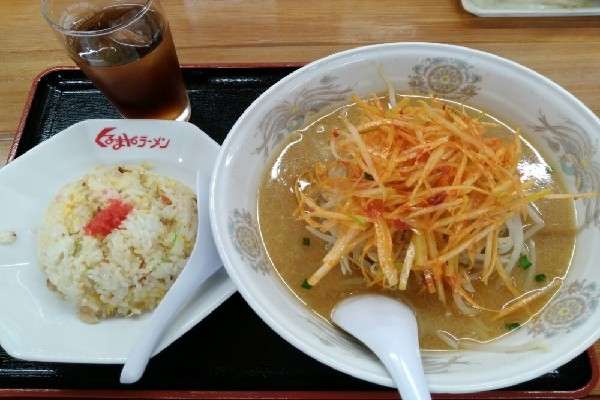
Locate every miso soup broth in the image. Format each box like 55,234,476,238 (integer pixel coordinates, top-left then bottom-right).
257,95,575,350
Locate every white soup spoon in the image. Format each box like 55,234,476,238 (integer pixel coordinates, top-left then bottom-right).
331,294,431,400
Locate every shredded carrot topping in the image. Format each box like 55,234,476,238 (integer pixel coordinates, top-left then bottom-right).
294,93,597,315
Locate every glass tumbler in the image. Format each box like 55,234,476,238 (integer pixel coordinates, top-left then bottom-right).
42,0,191,121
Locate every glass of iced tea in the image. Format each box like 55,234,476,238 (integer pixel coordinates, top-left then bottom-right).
41,0,190,121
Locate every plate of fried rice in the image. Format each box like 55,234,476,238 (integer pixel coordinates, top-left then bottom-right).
0,119,236,363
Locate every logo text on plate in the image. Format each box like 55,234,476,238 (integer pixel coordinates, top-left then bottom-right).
95,127,171,150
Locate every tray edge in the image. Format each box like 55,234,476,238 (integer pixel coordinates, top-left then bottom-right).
6,62,306,165
0,347,596,400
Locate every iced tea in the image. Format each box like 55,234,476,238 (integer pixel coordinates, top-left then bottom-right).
43,1,190,120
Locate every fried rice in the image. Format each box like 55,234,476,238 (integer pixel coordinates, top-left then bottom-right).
38,164,197,323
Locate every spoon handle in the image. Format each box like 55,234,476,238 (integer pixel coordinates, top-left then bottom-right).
370,340,430,400
331,295,431,400
120,173,222,384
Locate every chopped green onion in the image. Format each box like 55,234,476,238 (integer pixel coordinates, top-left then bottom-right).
72,239,82,256
301,279,312,289
302,237,311,246
518,254,532,270
171,232,178,246
545,165,554,174
505,322,520,331
535,273,547,282
350,215,367,226
364,172,374,181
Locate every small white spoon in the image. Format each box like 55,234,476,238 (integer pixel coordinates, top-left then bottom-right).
331,294,431,400
120,172,222,384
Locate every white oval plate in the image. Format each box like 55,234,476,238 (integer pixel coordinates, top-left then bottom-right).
462,0,600,17
0,119,236,363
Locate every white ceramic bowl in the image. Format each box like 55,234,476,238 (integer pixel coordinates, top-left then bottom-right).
210,43,600,393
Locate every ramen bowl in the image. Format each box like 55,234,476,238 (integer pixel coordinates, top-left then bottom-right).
209,43,600,393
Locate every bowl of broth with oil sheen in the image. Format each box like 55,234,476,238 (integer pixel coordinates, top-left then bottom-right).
210,43,600,393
